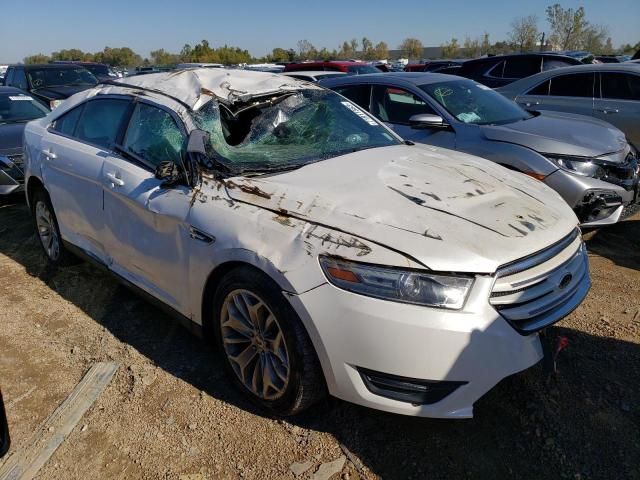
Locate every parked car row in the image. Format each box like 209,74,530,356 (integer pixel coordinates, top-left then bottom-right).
1,59,637,420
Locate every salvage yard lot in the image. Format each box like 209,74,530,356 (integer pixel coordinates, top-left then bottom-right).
0,195,639,480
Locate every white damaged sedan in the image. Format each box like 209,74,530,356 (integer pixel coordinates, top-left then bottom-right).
23,69,590,418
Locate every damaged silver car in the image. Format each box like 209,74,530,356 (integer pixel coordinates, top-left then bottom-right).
23,70,589,418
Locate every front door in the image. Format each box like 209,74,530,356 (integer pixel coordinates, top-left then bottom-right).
101,100,192,315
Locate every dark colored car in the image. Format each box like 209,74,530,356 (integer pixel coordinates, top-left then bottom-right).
423,60,462,72
3,64,98,110
283,61,380,75
51,61,113,81
0,86,49,194
404,63,426,72
456,53,582,88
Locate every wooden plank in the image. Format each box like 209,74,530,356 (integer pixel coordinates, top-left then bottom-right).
0,362,119,480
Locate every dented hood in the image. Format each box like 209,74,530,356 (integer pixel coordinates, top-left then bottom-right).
481,110,628,158
224,145,578,273
117,69,311,111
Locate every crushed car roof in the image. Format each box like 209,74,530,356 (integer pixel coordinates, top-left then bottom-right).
104,69,315,111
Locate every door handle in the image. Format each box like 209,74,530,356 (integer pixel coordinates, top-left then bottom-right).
43,149,57,160
105,172,125,187
596,108,619,114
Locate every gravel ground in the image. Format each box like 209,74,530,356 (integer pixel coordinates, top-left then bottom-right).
0,194,638,480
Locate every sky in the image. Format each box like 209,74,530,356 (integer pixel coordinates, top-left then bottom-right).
0,0,638,63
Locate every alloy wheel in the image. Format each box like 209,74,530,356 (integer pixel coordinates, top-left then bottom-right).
35,201,60,261
220,289,290,400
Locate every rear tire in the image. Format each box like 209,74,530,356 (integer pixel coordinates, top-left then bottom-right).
211,266,326,416
30,189,74,266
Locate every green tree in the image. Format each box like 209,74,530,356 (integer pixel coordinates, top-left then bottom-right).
481,32,491,55
441,38,460,58
361,37,374,60
545,4,589,50
582,24,609,53
150,49,180,66
463,37,481,58
51,49,92,61
24,53,51,64
399,37,424,59
374,41,389,60
297,39,316,60
269,48,290,62
508,15,539,52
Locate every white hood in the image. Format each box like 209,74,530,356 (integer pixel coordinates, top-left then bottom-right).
224,144,579,273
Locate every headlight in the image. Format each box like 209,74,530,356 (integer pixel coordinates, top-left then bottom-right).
50,100,63,109
546,155,606,179
319,256,473,309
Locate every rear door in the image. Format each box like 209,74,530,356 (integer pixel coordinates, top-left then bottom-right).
40,97,131,262
594,71,640,145
517,72,595,117
102,100,192,315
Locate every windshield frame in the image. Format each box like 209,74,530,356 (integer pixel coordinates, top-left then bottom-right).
419,79,532,126
193,88,403,175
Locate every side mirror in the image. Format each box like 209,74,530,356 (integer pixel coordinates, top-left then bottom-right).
154,161,182,187
409,114,449,130
0,390,10,458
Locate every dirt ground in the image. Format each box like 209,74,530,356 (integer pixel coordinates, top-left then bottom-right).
0,194,638,480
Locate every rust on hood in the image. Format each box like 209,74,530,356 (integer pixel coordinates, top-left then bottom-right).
224,180,272,199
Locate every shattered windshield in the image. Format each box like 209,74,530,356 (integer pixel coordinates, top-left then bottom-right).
193,89,400,173
420,80,532,125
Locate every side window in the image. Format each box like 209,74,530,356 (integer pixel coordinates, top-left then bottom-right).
122,103,185,167
542,58,575,71
527,79,551,96
51,105,84,137
372,86,436,124
503,57,541,79
75,99,130,149
334,85,371,110
601,73,640,101
486,60,505,78
5,68,14,86
12,69,28,90
549,73,594,98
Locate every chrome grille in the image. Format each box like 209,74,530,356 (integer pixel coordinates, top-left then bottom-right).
490,229,590,334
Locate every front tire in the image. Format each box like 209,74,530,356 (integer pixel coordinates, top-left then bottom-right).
211,266,326,416
30,189,74,266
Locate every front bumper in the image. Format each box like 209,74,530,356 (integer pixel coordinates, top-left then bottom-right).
544,169,638,226
288,276,544,419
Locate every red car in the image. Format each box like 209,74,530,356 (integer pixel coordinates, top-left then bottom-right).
403,63,426,72
283,61,380,74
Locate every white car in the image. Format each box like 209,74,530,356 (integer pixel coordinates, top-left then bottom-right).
23,69,590,418
282,71,346,83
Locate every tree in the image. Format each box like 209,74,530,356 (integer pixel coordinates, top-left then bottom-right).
545,4,589,50
180,44,193,62
269,48,290,62
374,41,389,60
399,38,423,59
602,37,614,55
349,38,359,59
481,32,491,55
361,37,374,60
94,47,142,67
441,38,460,58
150,49,179,66
463,37,481,58
51,49,92,61
582,24,609,53
297,39,315,60
508,15,539,52
338,40,356,59
24,54,50,64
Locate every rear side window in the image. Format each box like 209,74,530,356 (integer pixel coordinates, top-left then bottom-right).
51,105,84,136
503,57,541,79
543,58,577,71
486,60,505,78
549,73,594,98
600,73,640,101
123,103,185,167
334,85,371,110
75,99,130,148
527,79,551,96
